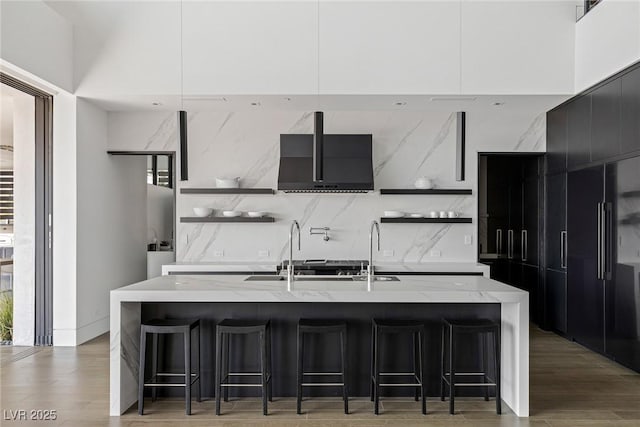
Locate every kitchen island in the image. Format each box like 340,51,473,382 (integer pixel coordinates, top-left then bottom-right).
110,274,528,417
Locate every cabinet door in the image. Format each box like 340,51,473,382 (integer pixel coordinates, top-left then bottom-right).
523,175,539,266
567,95,592,169
567,166,605,353
546,107,568,174
523,264,541,325
508,260,523,289
545,269,567,333
621,66,640,155
591,79,621,162
545,173,567,271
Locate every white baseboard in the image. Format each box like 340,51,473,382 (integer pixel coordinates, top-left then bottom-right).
53,316,109,346
53,329,77,346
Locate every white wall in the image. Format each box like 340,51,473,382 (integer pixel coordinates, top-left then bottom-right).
108,103,551,264
147,184,173,244
75,99,147,344
575,0,640,92
0,1,74,92
10,87,35,346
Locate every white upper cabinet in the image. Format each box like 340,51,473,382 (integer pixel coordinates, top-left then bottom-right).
318,1,461,95
460,1,576,95
183,1,318,95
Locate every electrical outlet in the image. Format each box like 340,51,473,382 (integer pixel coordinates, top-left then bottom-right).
429,250,441,257
383,249,394,257
258,249,269,257
464,235,473,245
213,250,224,257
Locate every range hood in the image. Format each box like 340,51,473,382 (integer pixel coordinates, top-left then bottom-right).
278,112,374,193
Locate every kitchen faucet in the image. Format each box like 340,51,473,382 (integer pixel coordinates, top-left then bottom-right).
287,220,301,290
368,220,380,290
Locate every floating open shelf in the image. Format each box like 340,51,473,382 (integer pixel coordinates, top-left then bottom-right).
180,188,275,195
379,189,472,195
181,216,275,223
380,217,472,224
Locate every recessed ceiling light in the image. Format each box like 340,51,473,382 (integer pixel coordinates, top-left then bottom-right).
251,102,261,106
152,102,162,106
394,101,407,106
493,102,505,106
283,97,292,101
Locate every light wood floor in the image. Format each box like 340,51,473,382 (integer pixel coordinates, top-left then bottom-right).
2,326,640,426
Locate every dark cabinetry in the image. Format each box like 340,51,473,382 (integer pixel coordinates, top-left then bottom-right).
621,66,640,155
546,108,568,174
545,269,567,333
590,79,621,162
544,172,567,332
567,95,592,169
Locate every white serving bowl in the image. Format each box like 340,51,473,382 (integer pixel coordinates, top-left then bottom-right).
383,210,405,218
247,211,267,218
215,177,240,188
222,210,242,217
193,207,213,217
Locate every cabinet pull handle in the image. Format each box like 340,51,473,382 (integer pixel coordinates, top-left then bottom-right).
508,229,514,259
496,229,503,255
521,230,528,262
597,203,603,280
560,231,567,269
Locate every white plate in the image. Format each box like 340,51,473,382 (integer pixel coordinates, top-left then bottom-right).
383,210,405,218
222,210,242,217
408,213,424,218
246,211,267,218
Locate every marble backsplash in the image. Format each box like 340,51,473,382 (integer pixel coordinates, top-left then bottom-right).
107,109,545,263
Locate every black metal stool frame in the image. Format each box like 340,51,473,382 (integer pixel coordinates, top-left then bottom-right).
370,319,427,415
215,320,272,416
296,319,349,415
440,319,501,415
138,319,201,416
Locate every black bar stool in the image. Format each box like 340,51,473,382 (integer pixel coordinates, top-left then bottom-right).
138,319,201,415
296,319,349,415
370,319,426,415
440,318,501,415
215,319,272,416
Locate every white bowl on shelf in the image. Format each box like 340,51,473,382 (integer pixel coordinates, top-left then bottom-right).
247,211,267,218
383,210,405,218
215,177,240,188
222,210,242,217
193,207,213,217
408,213,424,218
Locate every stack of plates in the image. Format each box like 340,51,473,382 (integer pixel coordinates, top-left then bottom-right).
383,210,405,218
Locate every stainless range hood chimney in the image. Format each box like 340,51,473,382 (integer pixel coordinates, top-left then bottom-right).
313,111,323,182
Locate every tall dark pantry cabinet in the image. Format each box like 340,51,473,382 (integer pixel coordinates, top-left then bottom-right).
544,62,640,373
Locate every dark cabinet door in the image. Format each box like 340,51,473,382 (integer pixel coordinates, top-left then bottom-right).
567,95,592,169
546,107,568,174
567,165,605,353
545,173,567,271
604,157,640,371
508,159,523,261
591,79,621,162
621,66,640,155
545,269,567,333
522,264,541,324
523,175,539,266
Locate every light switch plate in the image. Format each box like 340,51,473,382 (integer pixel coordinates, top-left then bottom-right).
383,249,394,257
429,250,441,257
258,249,269,257
464,235,472,245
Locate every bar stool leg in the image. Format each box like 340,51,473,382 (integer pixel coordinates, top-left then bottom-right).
482,332,489,401
340,328,348,415
374,326,381,416
419,329,426,415
449,326,455,415
260,330,268,416
138,328,147,415
296,326,303,414
222,333,229,402
151,333,158,402
440,324,446,402
413,331,419,402
184,328,191,415
370,322,375,402
266,324,273,402
495,329,501,415
215,329,222,416
196,326,201,403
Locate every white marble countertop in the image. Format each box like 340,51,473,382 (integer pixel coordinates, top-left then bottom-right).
111,273,523,304
161,261,490,276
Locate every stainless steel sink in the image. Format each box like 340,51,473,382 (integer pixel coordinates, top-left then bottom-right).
244,275,399,282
